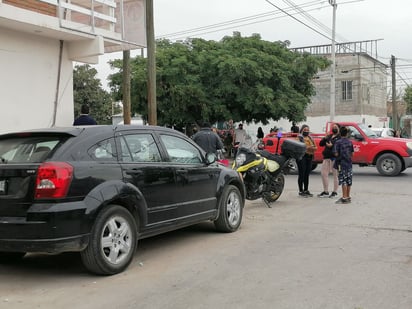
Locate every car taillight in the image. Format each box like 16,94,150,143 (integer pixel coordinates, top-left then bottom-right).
34,162,73,199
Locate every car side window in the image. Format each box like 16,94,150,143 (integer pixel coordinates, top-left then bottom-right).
88,138,117,161
347,126,360,139
159,134,203,164
120,134,161,163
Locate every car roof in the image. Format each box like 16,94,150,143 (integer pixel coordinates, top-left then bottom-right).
0,125,184,138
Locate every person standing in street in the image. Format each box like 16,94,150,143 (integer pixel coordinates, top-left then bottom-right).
291,122,299,133
192,122,223,155
73,104,97,125
233,123,248,156
318,123,341,198
332,126,354,204
297,124,317,197
256,127,264,140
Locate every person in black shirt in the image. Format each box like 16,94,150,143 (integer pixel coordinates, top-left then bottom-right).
317,123,340,198
291,122,299,133
73,105,97,126
256,127,264,140
192,122,223,155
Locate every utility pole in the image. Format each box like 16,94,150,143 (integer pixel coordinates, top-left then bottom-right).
329,0,337,121
122,50,131,124
146,0,157,125
391,55,398,130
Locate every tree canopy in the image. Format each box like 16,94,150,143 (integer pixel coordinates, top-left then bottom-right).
108,33,329,127
73,64,117,124
404,85,412,114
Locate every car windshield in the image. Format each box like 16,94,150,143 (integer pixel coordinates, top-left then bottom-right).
0,136,62,163
359,124,378,138
372,129,383,137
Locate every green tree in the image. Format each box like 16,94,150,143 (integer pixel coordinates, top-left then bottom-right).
109,33,329,127
73,64,117,124
404,86,412,114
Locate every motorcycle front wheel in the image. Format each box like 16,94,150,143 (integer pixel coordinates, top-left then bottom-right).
263,173,285,204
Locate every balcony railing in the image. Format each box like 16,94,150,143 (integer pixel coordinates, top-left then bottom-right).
3,0,145,48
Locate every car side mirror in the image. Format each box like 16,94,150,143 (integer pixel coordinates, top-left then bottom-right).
205,152,217,164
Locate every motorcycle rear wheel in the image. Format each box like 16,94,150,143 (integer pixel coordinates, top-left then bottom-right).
263,173,285,204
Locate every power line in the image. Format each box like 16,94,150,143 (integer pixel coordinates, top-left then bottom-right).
264,0,333,41
157,0,328,40
281,0,348,42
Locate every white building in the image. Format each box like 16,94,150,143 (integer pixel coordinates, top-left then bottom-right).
0,0,145,133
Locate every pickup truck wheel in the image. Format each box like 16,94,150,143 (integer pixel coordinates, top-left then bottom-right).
214,185,243,233
81,205,138,275
376,153,402,176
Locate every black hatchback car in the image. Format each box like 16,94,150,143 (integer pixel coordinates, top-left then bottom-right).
0,125,245,275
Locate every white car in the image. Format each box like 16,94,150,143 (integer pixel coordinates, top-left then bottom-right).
371,127,396,138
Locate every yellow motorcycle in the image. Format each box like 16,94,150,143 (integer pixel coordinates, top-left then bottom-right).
233,139,305,207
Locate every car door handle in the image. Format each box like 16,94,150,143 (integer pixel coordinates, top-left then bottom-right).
176,169,189,184
126,169,143,176
176,169,188,175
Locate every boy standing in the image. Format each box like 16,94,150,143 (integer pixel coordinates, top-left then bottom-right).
332,126,354,204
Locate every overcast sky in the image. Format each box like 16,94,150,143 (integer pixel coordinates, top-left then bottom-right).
95,0,412,89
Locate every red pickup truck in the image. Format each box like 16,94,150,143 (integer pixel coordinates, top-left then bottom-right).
263,122,412,176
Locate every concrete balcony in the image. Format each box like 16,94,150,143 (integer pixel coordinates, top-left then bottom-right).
0,0,146,63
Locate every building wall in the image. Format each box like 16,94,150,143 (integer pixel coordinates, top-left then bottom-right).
309,53,387,123
244,54,389,137
0,28,74,134
4,0,56,16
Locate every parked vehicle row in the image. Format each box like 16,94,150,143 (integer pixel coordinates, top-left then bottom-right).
263,122,412,176
0,125,245,275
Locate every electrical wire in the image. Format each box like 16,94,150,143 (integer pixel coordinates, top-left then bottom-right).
264,0,333,41
157,0,328,40
281,0,348,42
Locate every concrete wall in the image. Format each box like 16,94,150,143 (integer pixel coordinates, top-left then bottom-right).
0,28,74,134
309,53,387,120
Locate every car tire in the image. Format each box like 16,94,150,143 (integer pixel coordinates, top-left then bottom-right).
214,185,243,233
81,205,138,275
376,153,402,176
0,252,26,263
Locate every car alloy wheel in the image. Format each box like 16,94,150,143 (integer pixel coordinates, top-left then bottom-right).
214,185,243,232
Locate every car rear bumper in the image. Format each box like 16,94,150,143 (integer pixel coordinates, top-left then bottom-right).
0,201,91,253
0,233,89,253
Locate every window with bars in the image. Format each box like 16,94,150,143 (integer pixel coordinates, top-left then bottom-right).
341,80,353,101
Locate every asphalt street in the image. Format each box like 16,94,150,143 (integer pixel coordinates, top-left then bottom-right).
1,165,412,309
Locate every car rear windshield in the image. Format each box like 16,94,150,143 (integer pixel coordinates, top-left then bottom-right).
0,136,64,163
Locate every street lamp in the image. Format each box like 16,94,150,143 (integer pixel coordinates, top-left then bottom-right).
329,0,337,121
